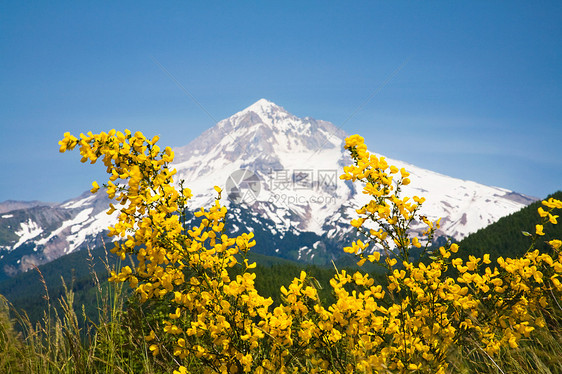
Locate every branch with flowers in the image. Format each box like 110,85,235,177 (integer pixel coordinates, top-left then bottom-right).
59,130,562,373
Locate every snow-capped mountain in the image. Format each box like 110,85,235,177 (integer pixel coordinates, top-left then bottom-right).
170,98,534,240
0,99,536,278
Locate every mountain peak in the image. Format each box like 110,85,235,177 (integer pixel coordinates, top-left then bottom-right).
173,98,342,165
237,99,289,118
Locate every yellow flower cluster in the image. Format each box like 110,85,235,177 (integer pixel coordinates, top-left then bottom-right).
61,131,562,373
60,130,277,373
338,135,562,369
341,135,435,267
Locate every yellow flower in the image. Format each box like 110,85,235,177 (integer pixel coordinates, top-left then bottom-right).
549,239,562,250
386,257,397,267
144,330,155,342
543,198,562,209
350,218,365,228
173,366,188,374
357,257,367,267
90,181,100,193
536,224,545,236
345,134,365,148
244,258,257,269
149,344,159,356
439,246,451,259
368,252,381,262
169,307,181,319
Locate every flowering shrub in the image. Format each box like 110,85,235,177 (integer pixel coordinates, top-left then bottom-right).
59,130,562,373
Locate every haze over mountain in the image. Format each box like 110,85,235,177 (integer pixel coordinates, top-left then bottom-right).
0,100,536,278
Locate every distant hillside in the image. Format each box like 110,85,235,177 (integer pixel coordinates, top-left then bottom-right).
0,200,55,214
459,191,562,260
0,243,351,325
0,245,119,324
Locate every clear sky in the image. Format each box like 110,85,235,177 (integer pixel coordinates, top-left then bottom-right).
1,1,561,203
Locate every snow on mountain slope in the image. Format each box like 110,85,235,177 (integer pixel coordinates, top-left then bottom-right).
0,99,536,276
173,98,533,240
369,158,530,240
173,99,350,234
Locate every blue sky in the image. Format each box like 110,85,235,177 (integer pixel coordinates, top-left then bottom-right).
1,1,561,202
